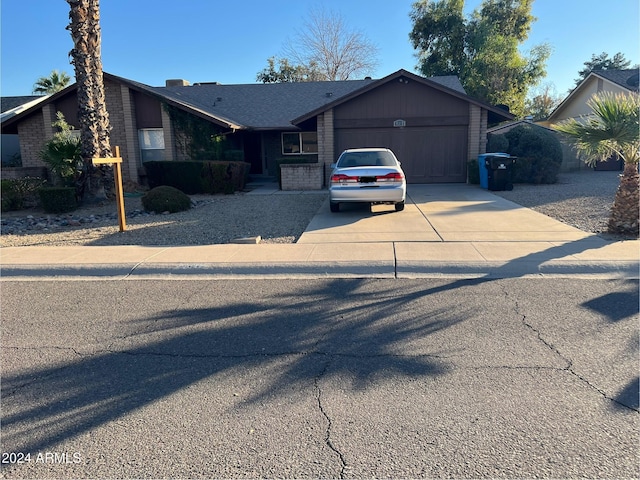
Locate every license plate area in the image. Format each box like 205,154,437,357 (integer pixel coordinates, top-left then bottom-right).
359,176,376,184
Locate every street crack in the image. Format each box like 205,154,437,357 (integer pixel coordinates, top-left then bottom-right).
314,357,348,478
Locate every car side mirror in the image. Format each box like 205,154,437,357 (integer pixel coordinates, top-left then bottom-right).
330,163,337,169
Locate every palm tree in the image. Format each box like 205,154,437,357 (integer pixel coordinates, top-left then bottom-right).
554,92,639,236
32,70,71,94
66,0,112,201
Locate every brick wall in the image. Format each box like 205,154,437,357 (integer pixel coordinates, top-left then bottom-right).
317,109,334,186
280,163,324,190
17,113,47,168
467,104,484,161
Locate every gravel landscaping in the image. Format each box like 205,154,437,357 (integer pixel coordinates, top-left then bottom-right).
0,170,632,247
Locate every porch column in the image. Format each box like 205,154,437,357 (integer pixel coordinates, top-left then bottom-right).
120,84,138,183
468,104,485,160
318,109,334,187
42,104,56,139
161,107,175,161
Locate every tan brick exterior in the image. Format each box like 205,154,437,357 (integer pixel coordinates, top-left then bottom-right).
17,113,46,169
467,103,488,161
318,109,334,187
280,163,324,190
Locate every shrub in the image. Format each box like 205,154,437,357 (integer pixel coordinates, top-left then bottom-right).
1,177,47,212
467,159,480,184
141,186,191,213
487,133,509,153
144,161,249,194
39,112,82,186
38,187,77,213
201,162,234,194
144,161,204,194
223,149,244,162
503,125,563,184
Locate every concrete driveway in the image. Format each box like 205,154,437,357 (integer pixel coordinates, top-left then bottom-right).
297,184,592,244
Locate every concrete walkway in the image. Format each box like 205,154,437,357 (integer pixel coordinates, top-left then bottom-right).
1,183,638,280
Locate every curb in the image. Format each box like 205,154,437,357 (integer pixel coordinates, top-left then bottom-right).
2,259,637,281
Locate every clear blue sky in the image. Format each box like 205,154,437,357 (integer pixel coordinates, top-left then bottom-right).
1,0,638,97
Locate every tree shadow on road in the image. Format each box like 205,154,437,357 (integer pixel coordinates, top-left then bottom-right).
1,278,479,455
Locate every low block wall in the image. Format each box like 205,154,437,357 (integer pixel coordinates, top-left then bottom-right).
280,163,324,191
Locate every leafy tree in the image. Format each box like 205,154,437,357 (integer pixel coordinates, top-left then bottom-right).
66,0,112,201
256,57,323,83
573,52,632,88
260,7,379,82
554,92,639,235
525,83,563,121
32,70,72,94
409,0,466,77
409,0,550,117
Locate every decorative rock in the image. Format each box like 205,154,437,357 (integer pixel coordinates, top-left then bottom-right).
0,199,216,235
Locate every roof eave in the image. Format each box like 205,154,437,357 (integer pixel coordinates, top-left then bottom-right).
1,72,245,132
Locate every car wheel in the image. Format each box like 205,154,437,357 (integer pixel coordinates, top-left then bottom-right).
330,201,340,212
395,201,405,212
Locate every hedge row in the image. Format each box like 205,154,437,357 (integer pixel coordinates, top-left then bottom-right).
144,161,250,194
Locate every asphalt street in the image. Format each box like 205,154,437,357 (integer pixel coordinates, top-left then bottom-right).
1,277,638,478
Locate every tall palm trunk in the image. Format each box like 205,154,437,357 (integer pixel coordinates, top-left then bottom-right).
608,162,639,235
66,0,112,201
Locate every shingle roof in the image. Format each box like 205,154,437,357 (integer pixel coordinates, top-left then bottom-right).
593,69,639,92
1,96,44,113
154,79,373,130
149,73,468,130
0,95,50,123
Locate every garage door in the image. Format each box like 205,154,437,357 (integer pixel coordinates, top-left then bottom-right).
335,126,468,183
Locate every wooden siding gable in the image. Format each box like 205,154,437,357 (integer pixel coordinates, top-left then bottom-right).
333,78,470,129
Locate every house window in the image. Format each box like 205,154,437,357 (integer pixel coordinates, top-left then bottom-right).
138,129,165,162
282,132,317,155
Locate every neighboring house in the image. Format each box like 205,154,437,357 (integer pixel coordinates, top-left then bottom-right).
487,119,582,172
0,69,513,187
543,68,639,171
544,69,639,126
1,95,49,166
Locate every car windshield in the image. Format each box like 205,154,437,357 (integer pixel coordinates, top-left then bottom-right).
337,151,397,168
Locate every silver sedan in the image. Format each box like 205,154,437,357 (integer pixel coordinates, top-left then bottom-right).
329,148,406,213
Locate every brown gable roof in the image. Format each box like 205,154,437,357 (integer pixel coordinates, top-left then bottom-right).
291,69,513,125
